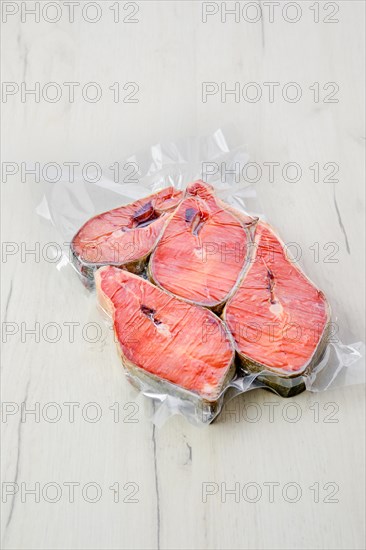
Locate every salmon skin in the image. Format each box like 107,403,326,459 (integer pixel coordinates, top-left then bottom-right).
71,187,183,288
223,222,331,396
149,181,256,312
95,266,235,415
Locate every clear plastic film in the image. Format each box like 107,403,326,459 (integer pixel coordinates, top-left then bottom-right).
36,129,365,426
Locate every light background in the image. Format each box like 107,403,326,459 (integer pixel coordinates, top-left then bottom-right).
1,1,365,549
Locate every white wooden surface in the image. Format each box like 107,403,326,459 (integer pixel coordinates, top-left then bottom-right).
1,1,365,549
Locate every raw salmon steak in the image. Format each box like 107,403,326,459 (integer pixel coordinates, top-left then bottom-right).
223,222,330,396
95,266,235,404
149,181,255,311
71,187,183,286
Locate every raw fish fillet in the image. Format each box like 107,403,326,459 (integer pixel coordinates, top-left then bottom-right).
149,181,255,311
95,266,235,404
71,187,183,286
223,222,330,395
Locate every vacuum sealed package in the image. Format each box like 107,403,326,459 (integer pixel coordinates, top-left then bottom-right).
36,129,365,425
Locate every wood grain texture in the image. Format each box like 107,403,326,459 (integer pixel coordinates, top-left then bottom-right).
1,2,365,549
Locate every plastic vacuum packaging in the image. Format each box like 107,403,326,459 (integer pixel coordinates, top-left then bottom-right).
36,129,365,425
